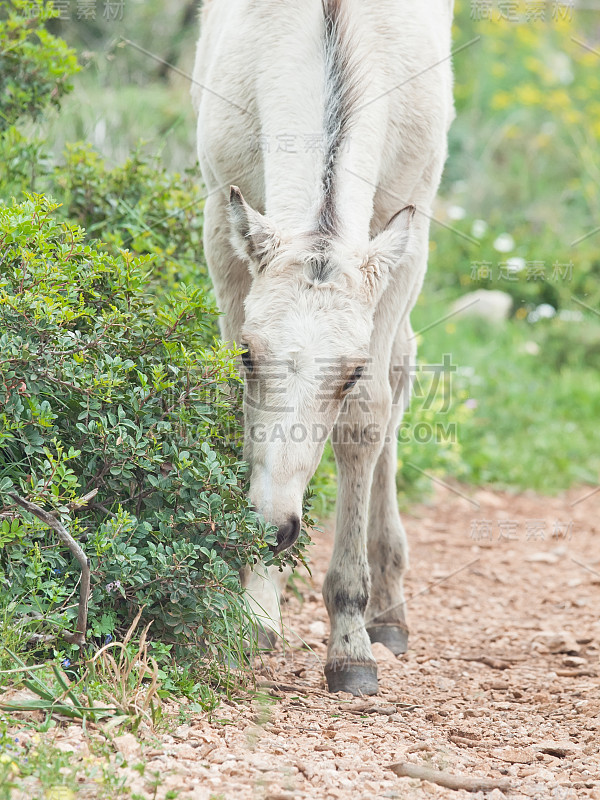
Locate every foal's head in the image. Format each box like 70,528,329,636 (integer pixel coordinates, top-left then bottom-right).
228,186,414,552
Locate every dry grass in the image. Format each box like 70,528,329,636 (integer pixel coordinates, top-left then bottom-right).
88,607,161,729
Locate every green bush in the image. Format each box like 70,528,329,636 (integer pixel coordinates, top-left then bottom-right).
0,0,78,132
52,142,207,293
0,0,77,200
0,195,290,670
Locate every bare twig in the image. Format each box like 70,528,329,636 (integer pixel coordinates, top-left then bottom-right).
49,488,99,518
9,493,91,646
389,762,511,793
457,654,512,670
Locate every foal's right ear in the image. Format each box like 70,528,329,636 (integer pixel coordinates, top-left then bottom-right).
228,186,281,276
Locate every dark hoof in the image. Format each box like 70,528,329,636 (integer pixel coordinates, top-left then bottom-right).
367,623,409,656
325,660,378,696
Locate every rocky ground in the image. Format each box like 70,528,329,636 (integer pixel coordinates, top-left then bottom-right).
4,484,600,799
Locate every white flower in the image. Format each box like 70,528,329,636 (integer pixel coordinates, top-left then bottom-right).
548,52,574,86
493,233,515,253
505,257,525,273
558,309,583,322
537,303,556,319
471,219,488,238
447,205,466,220
528,303,556,323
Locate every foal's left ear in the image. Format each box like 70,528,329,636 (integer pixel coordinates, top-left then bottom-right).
228,186,281,276
360,205,416,302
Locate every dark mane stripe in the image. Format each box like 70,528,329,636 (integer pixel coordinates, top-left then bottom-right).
317,0,360,239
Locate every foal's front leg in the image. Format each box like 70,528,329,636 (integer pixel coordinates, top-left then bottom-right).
366,325,415,655
323,384,391,695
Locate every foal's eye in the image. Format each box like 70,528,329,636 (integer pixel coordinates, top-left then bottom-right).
241,344,254,373
342,366,364,393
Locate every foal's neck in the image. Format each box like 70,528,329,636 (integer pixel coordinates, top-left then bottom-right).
257,2,386,250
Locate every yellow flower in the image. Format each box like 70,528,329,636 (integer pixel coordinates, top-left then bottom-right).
564,108,582,125
533,133,551,148
524,56,544,76
574,50,599,69
516,84,544,106
516,26,539,47
547,89,571,111
493,16,513,33
504,124,520,140
0,754,19,775
553,15,573,33
491,91,512,111
515,307,528,320
46,788,75,800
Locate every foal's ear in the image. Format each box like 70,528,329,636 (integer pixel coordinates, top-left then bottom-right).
360,205,416,302
228,186,281,276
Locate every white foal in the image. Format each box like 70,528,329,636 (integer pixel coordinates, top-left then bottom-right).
192,0,454,694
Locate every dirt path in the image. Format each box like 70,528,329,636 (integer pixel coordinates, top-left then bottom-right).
132,485,600,800
10,485,600,799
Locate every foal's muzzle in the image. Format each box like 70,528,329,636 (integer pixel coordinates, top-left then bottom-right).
272,515,301,554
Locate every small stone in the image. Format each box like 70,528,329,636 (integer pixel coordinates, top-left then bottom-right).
308,620,327,638
536,631,580,655
53,740,76,754
249,756,273,771
474,490,507,508
525,552,559,564
173,744,198,759
519,767,537,777
451,289,513,323
563,656,587,667
208,749,236,764
491,747,535,764
64,724,84,739
113,732,141,760
534,768,559,782
534,740,581,758
435,676,456,691
371,642,399,664
362,781,379,794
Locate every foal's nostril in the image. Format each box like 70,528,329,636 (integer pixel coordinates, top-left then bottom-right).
273,515,301,554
